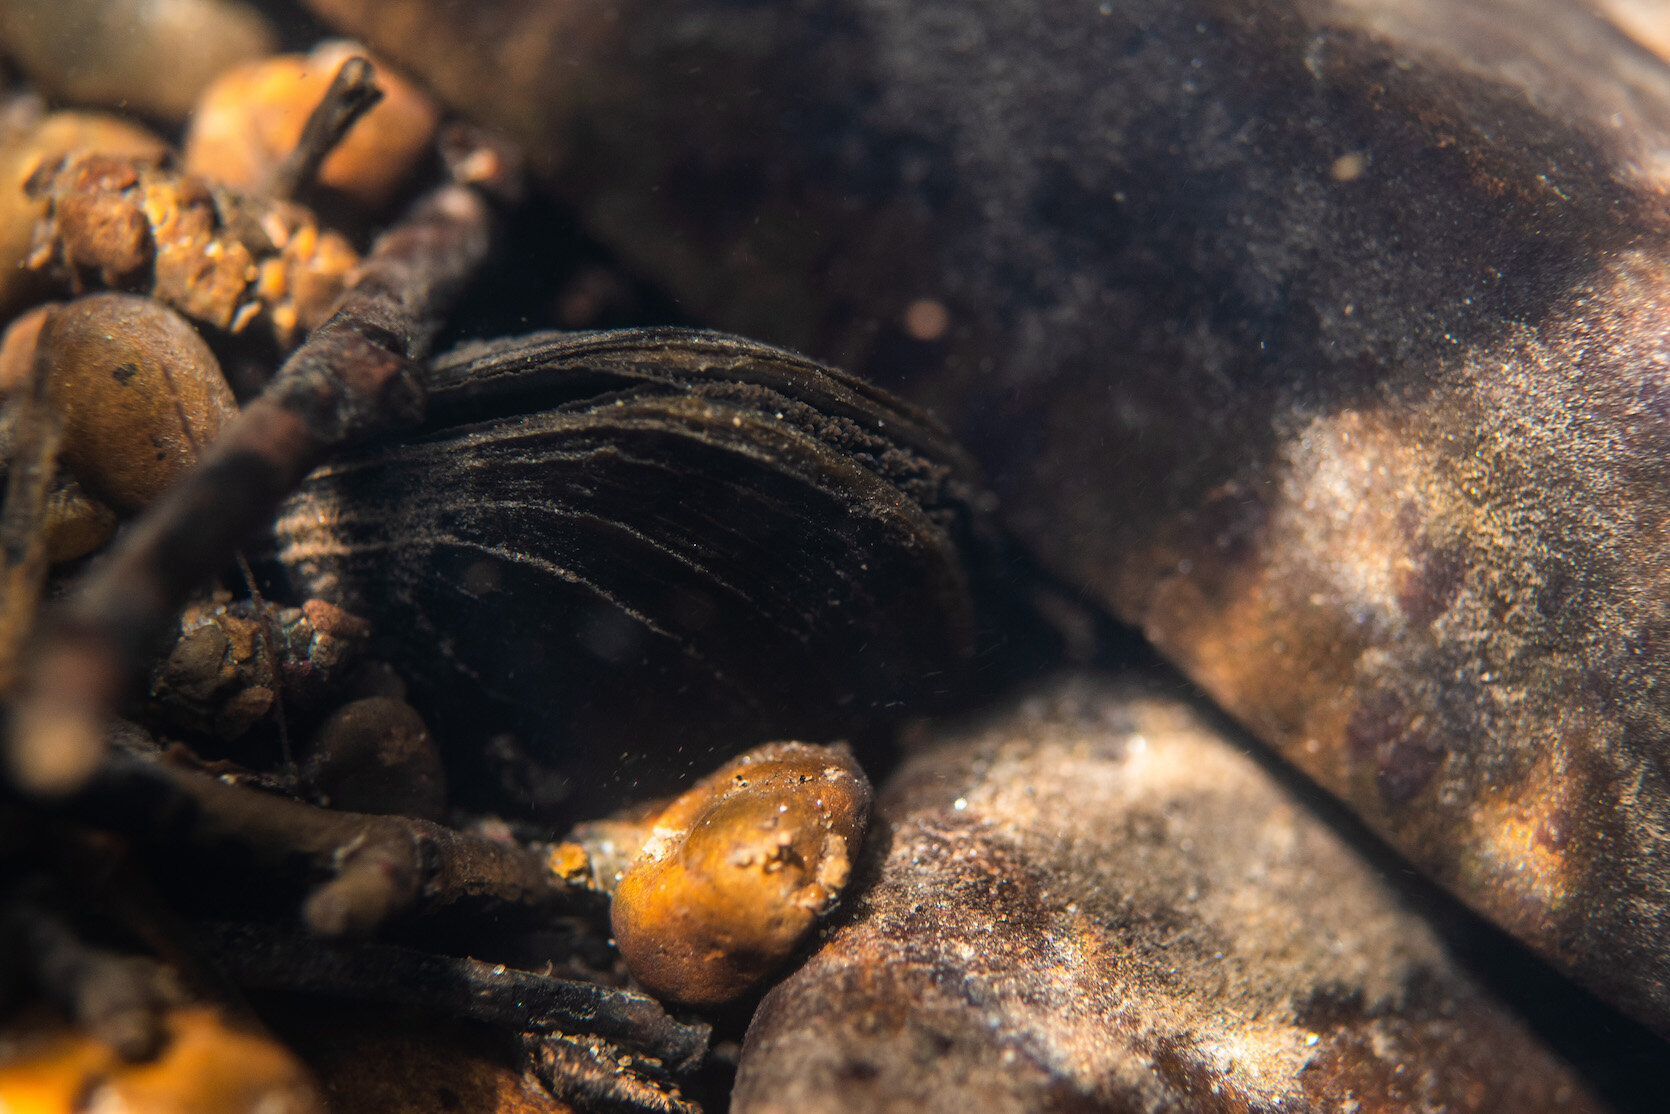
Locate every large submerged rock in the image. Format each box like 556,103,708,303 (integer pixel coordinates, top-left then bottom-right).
733,676,1604,1113
307,0,1670,1034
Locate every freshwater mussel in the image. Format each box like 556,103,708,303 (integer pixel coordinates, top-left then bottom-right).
274,326,1005,807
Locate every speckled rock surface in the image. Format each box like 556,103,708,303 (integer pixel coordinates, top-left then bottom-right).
732,675,1603,1113
307,0,1670,1036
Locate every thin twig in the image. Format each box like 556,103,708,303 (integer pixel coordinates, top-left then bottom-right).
66,755,572,933
8,172,500,795
267,56,385,202
232,550,295,779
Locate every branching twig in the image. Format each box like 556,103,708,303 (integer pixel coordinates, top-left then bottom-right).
267,56,385,202
8,168,501,795
66,756,572,934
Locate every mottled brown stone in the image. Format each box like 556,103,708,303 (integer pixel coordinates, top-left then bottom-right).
308,0,1670,1035
733,676,1603,1113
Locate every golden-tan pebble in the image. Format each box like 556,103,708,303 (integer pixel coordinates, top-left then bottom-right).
40,293,237,513
41,475,120,563
0,0,277,123
0,1004,325,1114
184,41,441,211
609,741,872,1007
0,113,167,312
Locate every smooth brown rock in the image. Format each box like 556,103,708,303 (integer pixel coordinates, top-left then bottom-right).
735,676,1604,1114
41,293,237,513
0,0,277,124
309,0,1670,1035
305,697,447,822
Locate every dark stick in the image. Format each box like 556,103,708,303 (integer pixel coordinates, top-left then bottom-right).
7,175,496,795
198,922,710,1074
528,1033,705,1114
68,755,573,933
266,56,385,202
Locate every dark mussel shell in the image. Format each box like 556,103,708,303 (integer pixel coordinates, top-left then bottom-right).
274,328,998,807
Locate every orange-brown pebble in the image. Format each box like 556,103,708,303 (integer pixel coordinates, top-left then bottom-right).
546,841,596,888
0,112,167,311
0,1004,325,1114
40,293,237,513
184,41,440,211
609,742,872,1007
